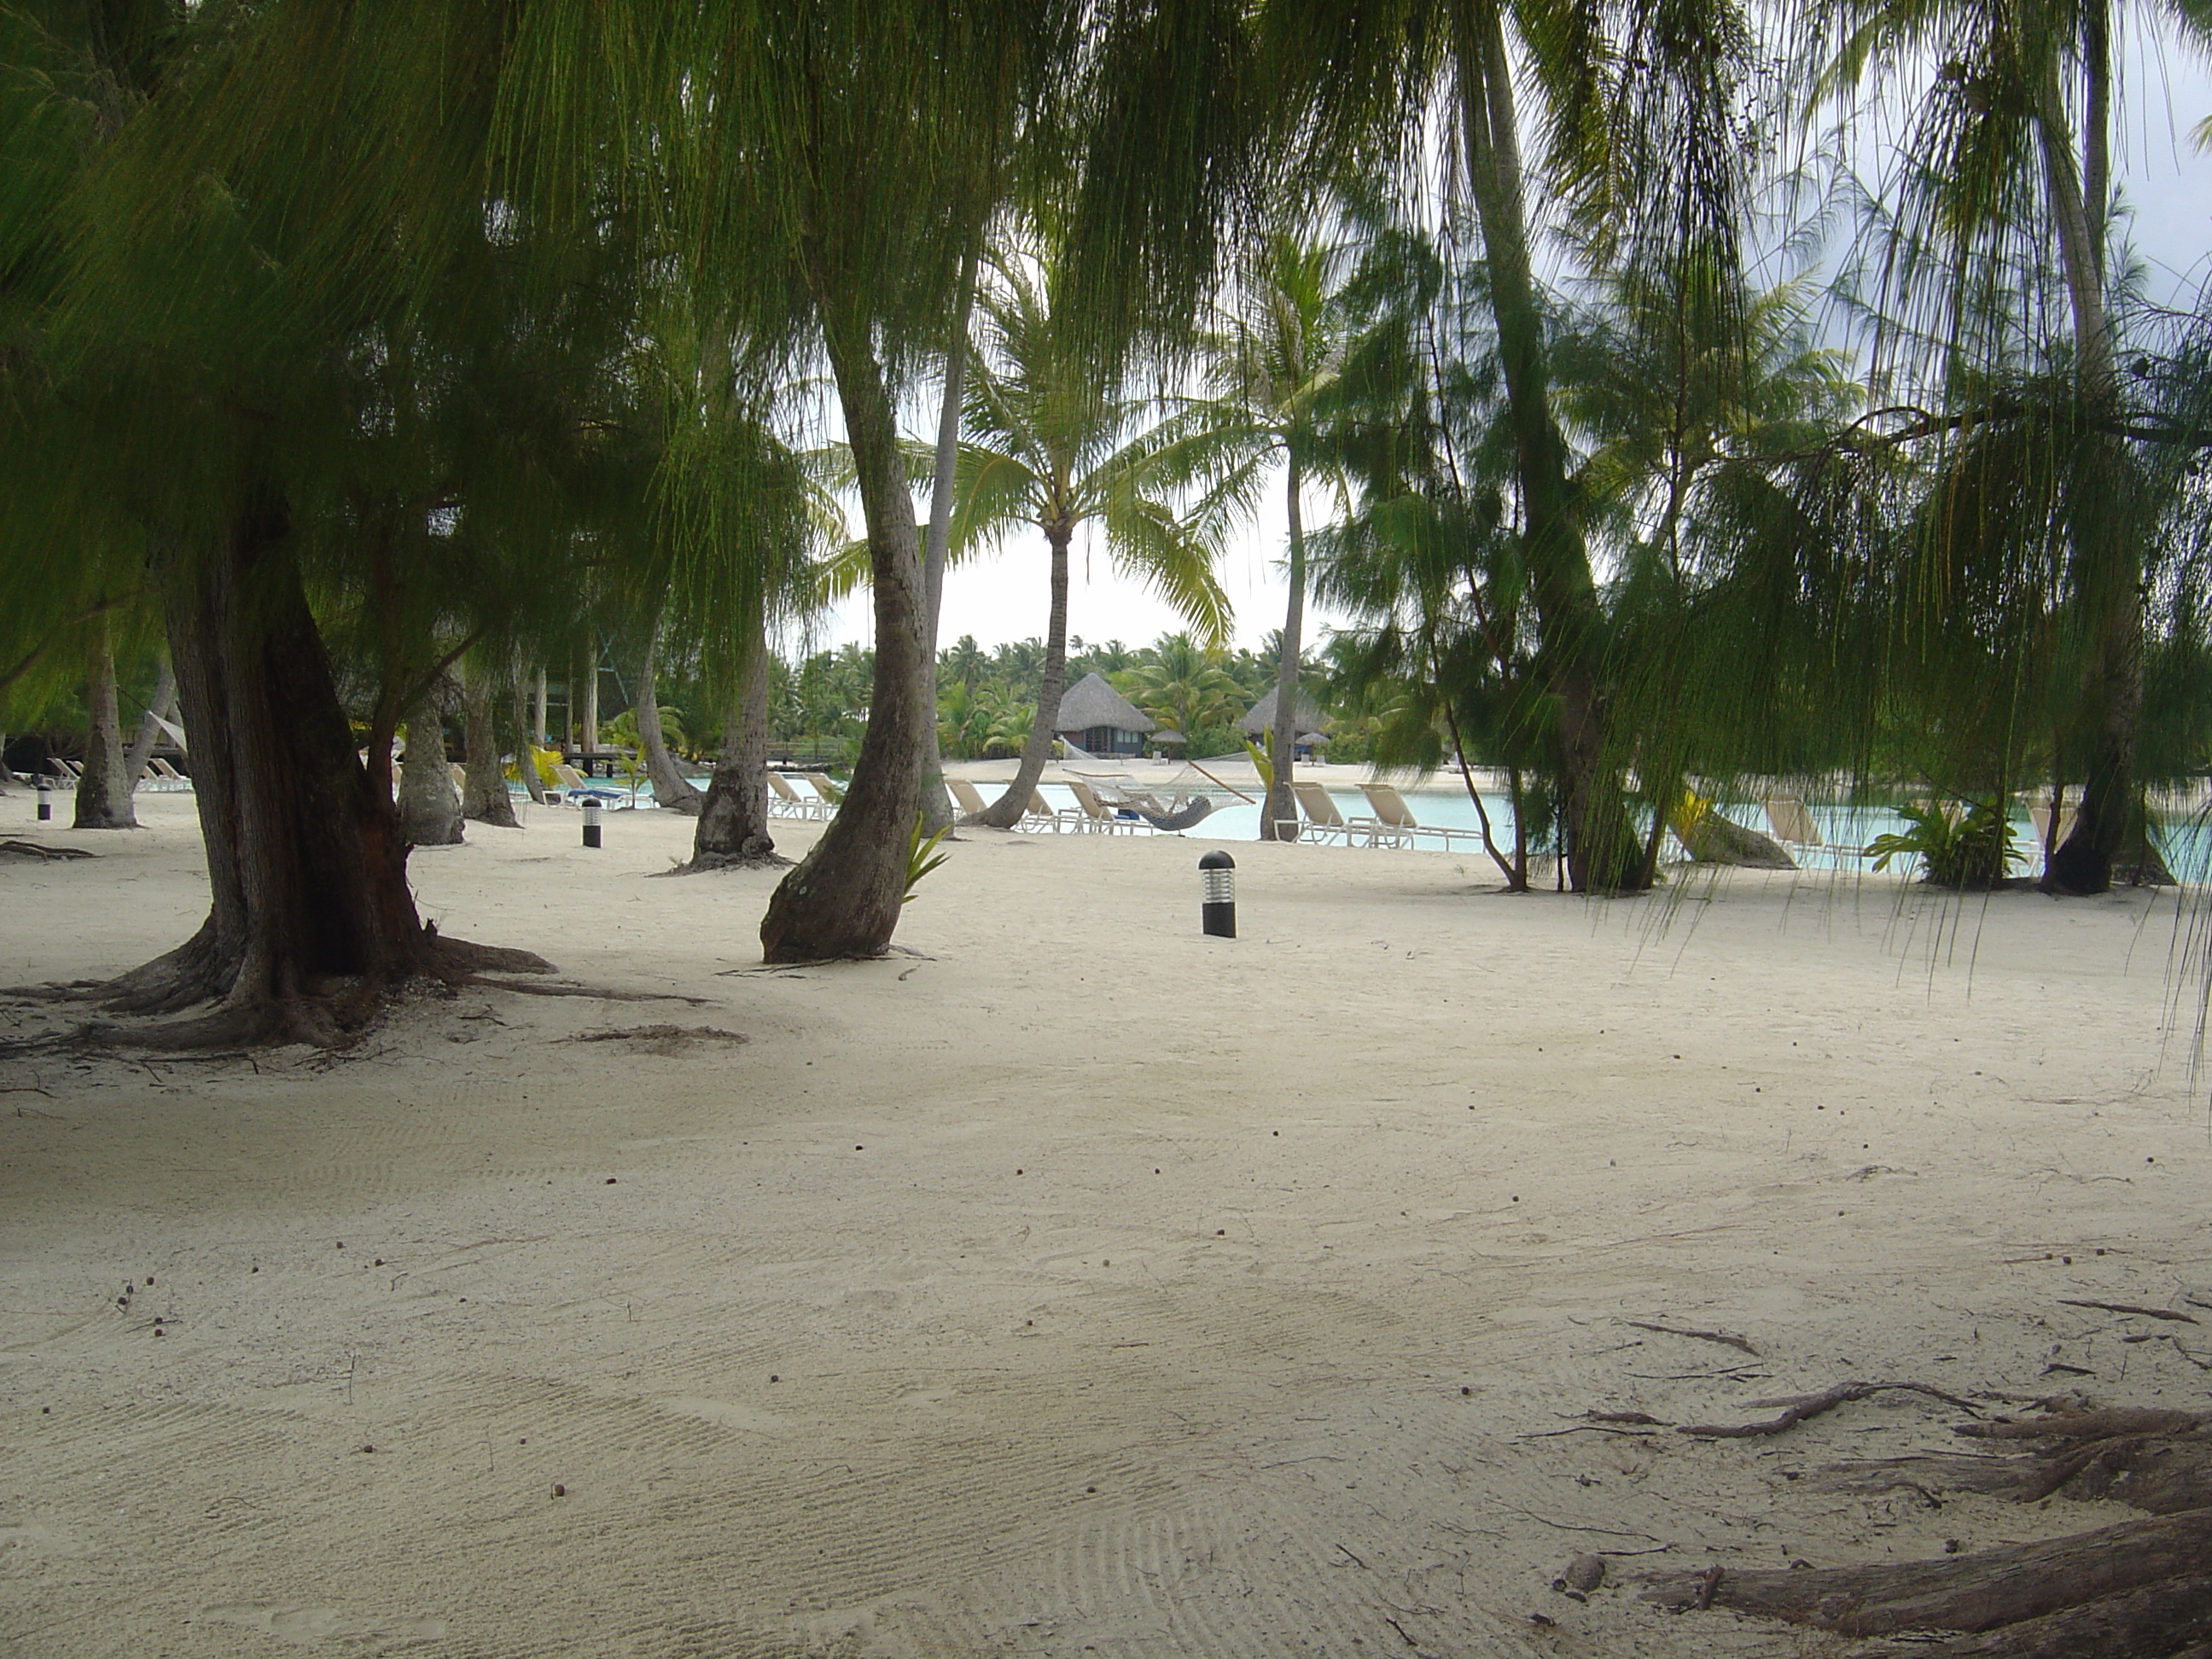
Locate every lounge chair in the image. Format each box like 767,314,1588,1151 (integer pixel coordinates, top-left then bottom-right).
1358,782,1491,852
799,772,844,817
1761,795,1823,847
766,771,826,820
1027,788,1086,833
145,758,190,791
2029,802,2077,853
1067,778,1140,834
945,777,992,819
1288,780,1359,846
554,764,622,806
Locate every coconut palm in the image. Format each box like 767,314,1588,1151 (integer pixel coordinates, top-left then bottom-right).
1117,632,1249,744
951,250,1235,829
1801,0,2212,891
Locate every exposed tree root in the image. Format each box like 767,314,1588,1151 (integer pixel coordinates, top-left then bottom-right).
1643,1510,2212,1637
1677,1380,1984,1437
563,1024,747,1055
656,844,791,875
0,840,97,860
462,977,710,1005
1655,1398,2212,1657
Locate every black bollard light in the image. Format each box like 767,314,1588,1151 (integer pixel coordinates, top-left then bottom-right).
1199,848,1236,938
36,777,52,822
580,796,603,848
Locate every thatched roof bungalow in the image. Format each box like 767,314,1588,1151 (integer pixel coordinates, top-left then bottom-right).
1237,686,1330,759
1056,672,1156,759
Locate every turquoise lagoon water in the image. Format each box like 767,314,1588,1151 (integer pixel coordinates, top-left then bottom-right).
602,777,2208,876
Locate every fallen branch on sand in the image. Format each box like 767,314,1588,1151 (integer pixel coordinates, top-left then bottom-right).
1625,1319,1760,1356
0,840,96,860
2059,1299,2200,1324
468,977,710,1005
1677,1380,1983,1437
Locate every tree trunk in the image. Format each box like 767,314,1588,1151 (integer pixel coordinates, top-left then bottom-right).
1261,457,1307,841
121,649,177,798
685,607,780,868
398,685,464,847
533,667,548,746
461,658,519,828
580,647,599,755
73,611,136,830
976,521,1072,828
917,248,979,836
2038,71,2139,897
759,305,927,961
637,632,703,816
1455,6,1644,892
91,497,524,1046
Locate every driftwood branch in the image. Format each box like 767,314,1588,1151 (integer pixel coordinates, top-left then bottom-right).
1678,1380,1982,1438
1625,1320,1760,1356
2060,1300,2200,1324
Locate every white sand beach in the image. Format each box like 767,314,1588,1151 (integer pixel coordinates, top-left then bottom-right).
4,794,2209,1657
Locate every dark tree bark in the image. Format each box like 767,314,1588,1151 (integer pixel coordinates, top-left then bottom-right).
759,304,927,961
1455,10,1644,892
683,612,780,870
398,685,463,847
1260,458,1306,841
73,612,136,830
120,649,177,799
461,659,519,828
975,521,1071,828
637,633,702,817
89,498,544,1046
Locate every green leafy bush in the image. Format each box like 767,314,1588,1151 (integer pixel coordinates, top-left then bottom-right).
1866,800,2014,888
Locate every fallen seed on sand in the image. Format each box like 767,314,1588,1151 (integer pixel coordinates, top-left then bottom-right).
551,1484,565,1498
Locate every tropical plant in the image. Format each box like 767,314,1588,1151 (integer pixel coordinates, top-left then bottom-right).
1866,800,2017,888
949,245,1235,828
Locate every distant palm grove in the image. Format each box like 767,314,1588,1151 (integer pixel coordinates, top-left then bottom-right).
1,1,2207,1040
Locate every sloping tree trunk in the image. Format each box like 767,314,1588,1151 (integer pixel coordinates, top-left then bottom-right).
461,658,519,828
2039,62,2139,897
1261,458,1306,841
398,685,463,847
579,649,599,755
760,305,927,961
73,611,136,830
120,649,177,798
91,498,545,1047
637,632,703,816
683,610,780,870
1456,7,1644,892
976,521,1072,827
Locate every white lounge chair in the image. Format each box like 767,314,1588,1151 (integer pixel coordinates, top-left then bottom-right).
766,771,826,819
1289,780,1359,846
1357,782,1489,851
945,777,992,819
1761,795,1823,847
1067,778,1140,834
1027,788,1086,833
2029,802,2077,853
799,772,844,817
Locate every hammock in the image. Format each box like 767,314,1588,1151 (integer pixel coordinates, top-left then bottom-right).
1057,737,1237,830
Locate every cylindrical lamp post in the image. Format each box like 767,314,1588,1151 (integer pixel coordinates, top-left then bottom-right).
1199,849,1236,938
580,797,603,849
36,777,53,822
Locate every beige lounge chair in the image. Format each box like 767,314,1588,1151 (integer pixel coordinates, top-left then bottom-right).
1067,778,1139,834
146,757,190,791
800,772,844,817
765,771,826,819
1761,795,1823,847
2029,802,2077,852
1027,788,1085,833
1358,782,1486,851
1289,780,1359,846
945,777,992,819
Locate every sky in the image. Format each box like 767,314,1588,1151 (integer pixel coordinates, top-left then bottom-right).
801,50,2212,664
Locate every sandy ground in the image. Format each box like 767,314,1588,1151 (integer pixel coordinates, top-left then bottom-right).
3,791,2209,1659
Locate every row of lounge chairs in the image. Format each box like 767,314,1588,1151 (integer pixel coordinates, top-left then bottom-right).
33,756,192,791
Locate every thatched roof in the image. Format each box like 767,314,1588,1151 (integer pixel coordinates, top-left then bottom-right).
1055,672,1155,735
1237,685,1330,740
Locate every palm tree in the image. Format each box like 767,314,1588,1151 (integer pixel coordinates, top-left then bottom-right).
1802,0,2212,890
951,251,1234,829
1118,633,1249,746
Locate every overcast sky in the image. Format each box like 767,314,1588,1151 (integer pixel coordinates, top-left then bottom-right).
799,51,2210,664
